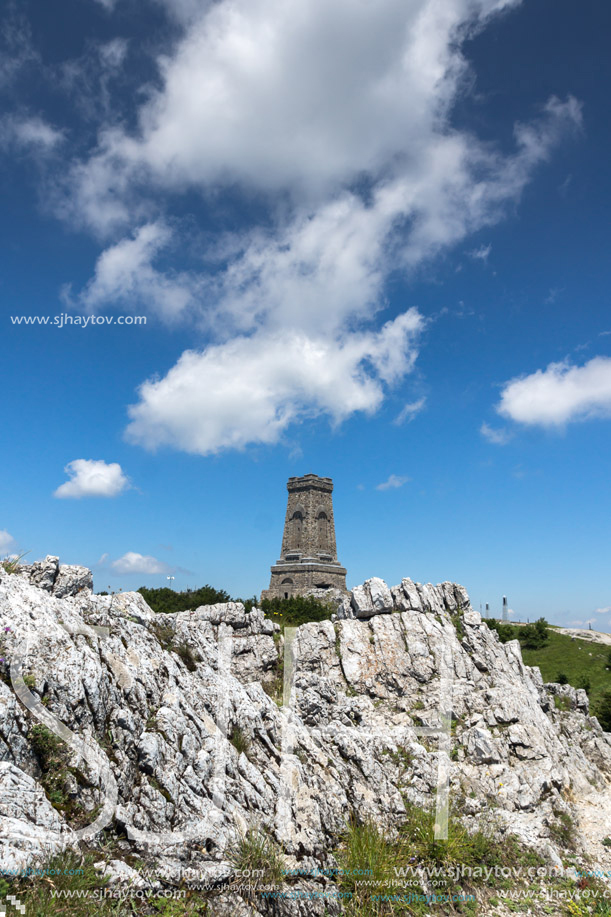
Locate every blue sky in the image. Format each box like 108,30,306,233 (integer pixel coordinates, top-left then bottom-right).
1,0,610,629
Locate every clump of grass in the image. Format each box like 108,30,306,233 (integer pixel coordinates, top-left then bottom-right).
0,551,28,574
450,612,465,640
262,675,284,706
226,825,285,886
336,818,408,916
173,641,201,672
0,851,122,917
150,621,176,652
28,724,85,821
548,811,577,851
554,695,572,712
150,622,202,673
229,725,250,756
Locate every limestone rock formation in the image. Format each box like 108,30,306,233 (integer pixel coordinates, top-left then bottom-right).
0,562,610,915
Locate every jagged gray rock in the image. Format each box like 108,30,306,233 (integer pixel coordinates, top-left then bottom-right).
0,563,610,915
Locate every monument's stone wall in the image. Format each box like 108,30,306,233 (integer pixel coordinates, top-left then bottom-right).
262,473,347,599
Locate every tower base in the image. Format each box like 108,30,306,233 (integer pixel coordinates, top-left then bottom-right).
261,559,347,601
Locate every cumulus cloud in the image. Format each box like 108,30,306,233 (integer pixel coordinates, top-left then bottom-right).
53,459,130,498
126,310,423,454
594,606,611,615
64,222,197,322
111,552,173,575
48,0,583,454
394,398,426,425
497,356,611,427
480,422,512,444
0,530,16,555
376,474,410,491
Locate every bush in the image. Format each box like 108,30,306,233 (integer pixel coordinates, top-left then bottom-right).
486,619,515,643
576,674,591,695
138,584,230,615
519,618,549,650
594,691,611,732
259,595,334,630
556,672,569,684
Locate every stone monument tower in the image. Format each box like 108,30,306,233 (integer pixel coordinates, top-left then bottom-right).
261,474,347,599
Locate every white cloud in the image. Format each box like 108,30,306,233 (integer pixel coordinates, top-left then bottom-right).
62,0,580,239
111,552,173,575
126,310,423,454
64,222,197,322
48,0,583,454
594,606,611,615
53,459,130,498
0,115,63,151
480,422,512,445
469,243,491,262
497,356,611,427
394,397,426,425
0,530,16,555
376,474,410,491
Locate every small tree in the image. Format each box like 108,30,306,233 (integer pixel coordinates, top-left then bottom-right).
486,619,515,643
519,617,549,650
576,675,591,696
594,691,611,733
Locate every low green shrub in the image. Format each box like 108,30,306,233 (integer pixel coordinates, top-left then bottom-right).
259,595,334,631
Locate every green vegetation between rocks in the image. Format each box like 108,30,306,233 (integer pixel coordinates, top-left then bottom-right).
335,806,611,916
4,802,611,916
137,584,231,614
258,594,335,631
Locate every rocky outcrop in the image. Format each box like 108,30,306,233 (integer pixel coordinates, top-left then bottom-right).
0,563,610,915
17,555,93,597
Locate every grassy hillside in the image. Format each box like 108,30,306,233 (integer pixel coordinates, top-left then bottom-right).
519,628,611,707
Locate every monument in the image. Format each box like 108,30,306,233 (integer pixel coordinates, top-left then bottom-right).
261,474,347,599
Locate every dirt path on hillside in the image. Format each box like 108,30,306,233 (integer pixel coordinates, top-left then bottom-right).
553,627,611,646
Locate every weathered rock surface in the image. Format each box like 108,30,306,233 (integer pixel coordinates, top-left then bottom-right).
0,563,610,915
17,555,93,597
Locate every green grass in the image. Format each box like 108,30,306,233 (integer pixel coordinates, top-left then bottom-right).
0,850,212,915
519,629,611,707
334,805,552,916
226,825,285,885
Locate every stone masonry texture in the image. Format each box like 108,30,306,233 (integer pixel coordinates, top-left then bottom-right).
261,473,347,599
